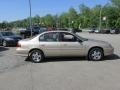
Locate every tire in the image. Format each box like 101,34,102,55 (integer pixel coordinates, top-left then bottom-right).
29,50,44,63
88,48,104,61
3,40,7,47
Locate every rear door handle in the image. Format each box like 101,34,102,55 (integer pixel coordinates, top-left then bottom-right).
63,44,67,46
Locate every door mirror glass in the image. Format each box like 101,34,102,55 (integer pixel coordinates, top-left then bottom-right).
77,39,83,43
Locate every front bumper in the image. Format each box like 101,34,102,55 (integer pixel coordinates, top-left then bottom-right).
6,39,21,46
104,47,114,56
6,40,17,46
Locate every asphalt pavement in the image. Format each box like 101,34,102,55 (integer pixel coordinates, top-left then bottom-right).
0,33,120,90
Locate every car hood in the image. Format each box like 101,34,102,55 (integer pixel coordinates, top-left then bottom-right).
84,39,110,46
3,35,22,39
88,39,107,43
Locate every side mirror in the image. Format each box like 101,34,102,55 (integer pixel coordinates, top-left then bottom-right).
77,39,83,43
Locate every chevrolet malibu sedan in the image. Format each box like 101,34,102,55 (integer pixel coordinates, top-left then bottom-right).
16,31,114,63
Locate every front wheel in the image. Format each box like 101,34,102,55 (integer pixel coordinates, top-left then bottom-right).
29,50,44,63
88,48,104,61
3,40,7,47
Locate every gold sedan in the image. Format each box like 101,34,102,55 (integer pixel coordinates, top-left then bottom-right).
16,31,114,63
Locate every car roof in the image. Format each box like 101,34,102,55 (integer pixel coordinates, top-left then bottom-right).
40,30,75,36
43,30,72,34
0,31,12,33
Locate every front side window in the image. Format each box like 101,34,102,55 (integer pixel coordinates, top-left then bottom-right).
60,32,77,42
39,32,59,42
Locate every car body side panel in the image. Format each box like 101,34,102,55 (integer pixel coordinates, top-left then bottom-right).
39,42,61,57
83,41,114,56
59,42,87,56
103,48,114,56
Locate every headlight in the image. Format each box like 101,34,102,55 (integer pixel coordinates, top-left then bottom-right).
108,44,113,48
105,43,113,48
103,42,113,48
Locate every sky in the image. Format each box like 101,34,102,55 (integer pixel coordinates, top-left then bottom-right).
0,0,109,22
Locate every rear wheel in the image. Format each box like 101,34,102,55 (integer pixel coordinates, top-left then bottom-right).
29,50,44,63
88,48,104,61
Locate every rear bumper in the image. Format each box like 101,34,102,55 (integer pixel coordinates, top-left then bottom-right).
16,48,29,57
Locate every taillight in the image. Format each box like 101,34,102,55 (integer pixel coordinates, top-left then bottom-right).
16,43,21,47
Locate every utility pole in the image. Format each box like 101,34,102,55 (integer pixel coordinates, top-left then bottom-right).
99,6,102,31
29,0,32,37
69,17,71,28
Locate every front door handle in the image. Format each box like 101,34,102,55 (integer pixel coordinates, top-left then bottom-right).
41,44,45,47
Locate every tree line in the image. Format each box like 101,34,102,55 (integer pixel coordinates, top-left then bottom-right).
0,0,120,30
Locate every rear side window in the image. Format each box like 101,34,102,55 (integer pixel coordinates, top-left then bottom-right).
39,32,59,42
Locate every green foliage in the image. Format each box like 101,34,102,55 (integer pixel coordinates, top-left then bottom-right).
111,0,120,8
59,12,69,28
68,7,78,28
44,14,55,26
0,0,120,29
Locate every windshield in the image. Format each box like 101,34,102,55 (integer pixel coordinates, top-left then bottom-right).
1,32,14,36
75,33,88,41
33,27,40,30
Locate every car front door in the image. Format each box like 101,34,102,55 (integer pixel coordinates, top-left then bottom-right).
39,32,61,56
59,32,85,56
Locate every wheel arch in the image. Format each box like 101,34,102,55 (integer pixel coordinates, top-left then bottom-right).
28,48,44,56
88,46,104,56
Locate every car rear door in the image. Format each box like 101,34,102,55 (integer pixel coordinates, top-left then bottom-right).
39,32,61,56
59,32,85,56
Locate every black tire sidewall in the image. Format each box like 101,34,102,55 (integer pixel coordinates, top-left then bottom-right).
88,48,103,61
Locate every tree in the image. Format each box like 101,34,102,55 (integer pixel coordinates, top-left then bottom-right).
111,0,120,8
68,7,78,28
44,14,55,27
52,14,59,28
0,1,120,29
79,4,91,28
1,21,8,29
59,12,69,28
33,15,40,25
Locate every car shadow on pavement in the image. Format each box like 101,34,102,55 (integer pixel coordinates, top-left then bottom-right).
44,57,87,63
0,47,9,57
25,56,87,63
25,54,120,63
42,54,120,63
104,54,120,61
